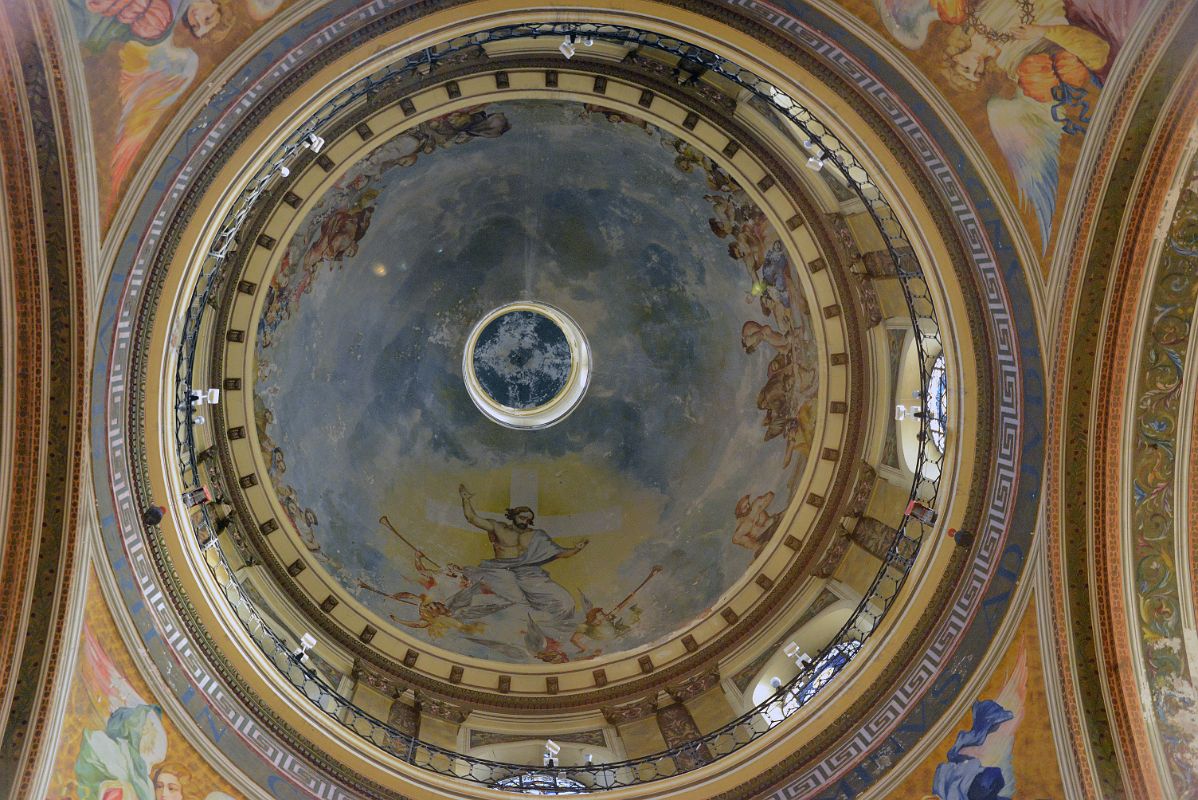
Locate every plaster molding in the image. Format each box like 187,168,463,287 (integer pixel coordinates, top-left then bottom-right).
1045,0,1177,321
1042,2,1198,795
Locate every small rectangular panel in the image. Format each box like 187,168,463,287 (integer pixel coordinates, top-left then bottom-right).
259,519,278,534
449,665,464,684
721,608,739,625
320,595,339,613
593,669,608,687
287,559,306,577
638,655,653,673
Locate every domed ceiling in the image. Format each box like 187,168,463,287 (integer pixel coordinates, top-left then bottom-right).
76,0,1052,796
252,99,820,665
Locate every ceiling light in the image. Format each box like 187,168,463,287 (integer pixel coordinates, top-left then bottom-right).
806,154,824,171
559,36,576,59
279,165,290,178
304,132,325,153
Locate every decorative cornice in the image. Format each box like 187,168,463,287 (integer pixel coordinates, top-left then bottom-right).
0,1,88,795
202,51,869,710
1044,1,1198,795
87,1,1022,796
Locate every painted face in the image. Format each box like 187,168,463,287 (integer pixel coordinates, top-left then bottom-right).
155,772,184,800
185,1,221,37
514,510,534,528
950,35,997,85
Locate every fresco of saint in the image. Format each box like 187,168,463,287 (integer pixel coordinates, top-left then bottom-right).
449,484,589,635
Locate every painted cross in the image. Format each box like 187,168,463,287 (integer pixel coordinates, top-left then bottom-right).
424,468,623,537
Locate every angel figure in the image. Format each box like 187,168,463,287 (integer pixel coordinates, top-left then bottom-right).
73,623,169,800
108,40,198,217
930,642,1027,800
569,565,662,653
732,491,783,556
871,0,1142,253
356,579,482,639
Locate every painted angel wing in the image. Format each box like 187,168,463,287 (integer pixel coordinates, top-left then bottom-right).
524,613,548,653
463,637,529,661
987,92,1062,255
1066,0,1146,51
872,0,937,48
968,644,1028,793
109,40,198,210
80,622,148,715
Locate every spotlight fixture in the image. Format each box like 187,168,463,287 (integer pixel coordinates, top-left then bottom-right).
190,387,221,406
279,165,290,178
304,132,325,153
769,676,783,689
783,641,813,668
806,154,825,171
559,34,593,59
294,632,318,662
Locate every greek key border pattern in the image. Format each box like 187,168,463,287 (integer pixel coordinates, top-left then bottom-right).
723,2,1027,797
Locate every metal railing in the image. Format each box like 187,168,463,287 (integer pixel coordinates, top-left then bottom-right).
166,22,944,794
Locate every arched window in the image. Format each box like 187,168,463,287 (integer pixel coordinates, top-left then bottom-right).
926,354,947,452
495,773,587,794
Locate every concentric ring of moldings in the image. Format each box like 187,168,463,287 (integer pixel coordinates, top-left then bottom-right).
88,1,1020,795
208,59,864,706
